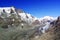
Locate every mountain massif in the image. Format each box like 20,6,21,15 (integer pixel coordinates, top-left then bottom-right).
0,7,59,40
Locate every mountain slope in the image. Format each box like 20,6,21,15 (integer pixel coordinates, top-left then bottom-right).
0,7,59,40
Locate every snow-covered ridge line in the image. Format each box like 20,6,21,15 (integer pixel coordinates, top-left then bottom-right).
0,7,38,24
0,7,57,25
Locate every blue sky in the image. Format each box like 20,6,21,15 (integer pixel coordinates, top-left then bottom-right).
0,0,60,18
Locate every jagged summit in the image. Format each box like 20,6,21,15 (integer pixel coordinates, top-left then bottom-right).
0,7,15,13
0,7,24,14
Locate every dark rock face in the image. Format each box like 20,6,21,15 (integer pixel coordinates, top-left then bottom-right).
53,16,60,40
50,16,60,40
10,8,15,13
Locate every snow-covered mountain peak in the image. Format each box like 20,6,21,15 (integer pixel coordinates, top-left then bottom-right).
0,7,59,34
39,16,57,22
40,16,55,20
43,16,54,20
0,7,15,13
0,7,38,25
0,7,57,26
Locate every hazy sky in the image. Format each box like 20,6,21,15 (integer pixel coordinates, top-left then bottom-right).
0,0,60,18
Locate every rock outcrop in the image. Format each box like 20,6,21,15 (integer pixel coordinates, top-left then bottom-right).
38,16,60,40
